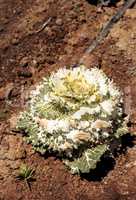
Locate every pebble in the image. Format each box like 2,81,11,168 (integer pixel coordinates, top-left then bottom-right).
31,59,38,68
12,38,19,45
56,18,63,26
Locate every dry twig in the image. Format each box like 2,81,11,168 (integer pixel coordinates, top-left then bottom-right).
79,0,136,64
35,17,52,34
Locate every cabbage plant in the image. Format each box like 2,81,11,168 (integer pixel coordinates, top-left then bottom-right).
17,66,128,174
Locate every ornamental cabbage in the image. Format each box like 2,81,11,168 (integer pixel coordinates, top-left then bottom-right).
17,66,128,174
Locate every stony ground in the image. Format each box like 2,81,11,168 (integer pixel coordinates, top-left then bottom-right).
0,0,136,199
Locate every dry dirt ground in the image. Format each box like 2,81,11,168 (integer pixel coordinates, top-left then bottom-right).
0,0,136,199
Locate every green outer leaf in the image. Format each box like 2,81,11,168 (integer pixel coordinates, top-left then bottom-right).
63,144,108,174
114,126,128,138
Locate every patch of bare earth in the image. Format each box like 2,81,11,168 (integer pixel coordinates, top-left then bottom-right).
0,0,136,199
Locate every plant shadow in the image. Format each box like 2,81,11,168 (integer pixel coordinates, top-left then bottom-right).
40,133,135,182
80,133,135,182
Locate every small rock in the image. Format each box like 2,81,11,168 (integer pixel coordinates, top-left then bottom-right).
12,38,19,45
56,18,63,26
31,60,38,68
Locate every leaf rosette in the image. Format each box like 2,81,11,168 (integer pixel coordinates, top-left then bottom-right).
17,66,128,174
